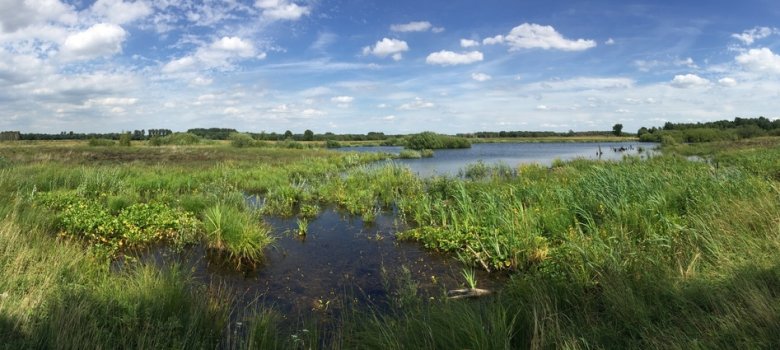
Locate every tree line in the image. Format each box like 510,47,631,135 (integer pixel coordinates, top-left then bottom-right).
638,117,780,143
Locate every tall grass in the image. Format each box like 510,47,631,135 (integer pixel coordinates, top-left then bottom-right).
1,138,779,348
202,204,273,269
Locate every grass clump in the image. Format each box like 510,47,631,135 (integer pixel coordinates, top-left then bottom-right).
398,149,422,159
202,204,273,268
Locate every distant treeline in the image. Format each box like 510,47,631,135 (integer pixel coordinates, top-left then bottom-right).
457,130,616,138
638,117,780,143
18,129,172,141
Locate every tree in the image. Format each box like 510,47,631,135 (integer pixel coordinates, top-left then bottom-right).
303,129,314,141
284,130,293,139
612,123,623,136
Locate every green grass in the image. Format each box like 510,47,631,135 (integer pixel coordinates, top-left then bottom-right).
1,137,779,348
202,204,273,269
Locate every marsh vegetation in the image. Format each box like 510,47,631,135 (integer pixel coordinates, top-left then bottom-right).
1,136,779,348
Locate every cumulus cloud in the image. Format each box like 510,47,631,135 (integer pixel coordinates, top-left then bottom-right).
735,47,780,74
731,27,777,45
605,38,615,45
390,21,432,32
425,50,483,66
718,77,737,87
255,0,310,21
471,72,491,82
398,97,435,110
60,23,128,61
362,38,409,61
483,23,596,51
670,74,710,88
460,39,480,48
163,36,258,73
90,0,152,24
0,0,76,33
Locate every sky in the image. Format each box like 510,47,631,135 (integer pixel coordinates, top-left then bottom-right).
1,0,780,134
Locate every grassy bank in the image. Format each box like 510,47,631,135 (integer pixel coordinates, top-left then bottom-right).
1,138,779,348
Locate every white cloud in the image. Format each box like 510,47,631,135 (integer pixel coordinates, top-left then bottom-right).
190,76,213,86
425,50,483,66
90,0,152,24
390,21,432,32
383,115,396,121
0,0,77,33
163,36,257,73
210,36,254,55
331,96,354,103
255,0,310,20
735,47,780,74
362,38,409,61
532,77,634,91
605,38,615,45
471,72,491,82
223,107,240,115
460,39,480,48
60,23,127,61
731,27,777,45
718,77,737,87
162,56,196,73
535,105,549,110
483,23,596,51
670,74,710,88
399,97,435,110
302,108,325,117
87,97,138,106
432,27,445,33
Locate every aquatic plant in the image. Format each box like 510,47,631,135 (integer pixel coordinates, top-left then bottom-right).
461,268,477,290
296,217,308,236
202,205,272,268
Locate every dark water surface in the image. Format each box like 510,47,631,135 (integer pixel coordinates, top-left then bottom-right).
127,207,503,322
341,142,656,176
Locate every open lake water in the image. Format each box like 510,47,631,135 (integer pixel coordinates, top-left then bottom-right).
341,141,656,177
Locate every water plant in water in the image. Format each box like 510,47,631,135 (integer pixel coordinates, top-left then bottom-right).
461,267,477,290
202,204,272,269
296,217,308,236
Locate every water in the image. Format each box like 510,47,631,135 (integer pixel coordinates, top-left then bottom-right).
125,207,503,321
340,142,656,177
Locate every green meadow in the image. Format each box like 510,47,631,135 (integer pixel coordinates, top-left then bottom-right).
1,136,778,348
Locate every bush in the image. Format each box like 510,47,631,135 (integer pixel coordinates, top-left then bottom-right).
119,133,132,147
325,139,342,148
148,133,202,146
228,133,255,148
406,132,471,150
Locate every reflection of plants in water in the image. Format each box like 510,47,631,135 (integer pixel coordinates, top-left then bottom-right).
381,265,419,309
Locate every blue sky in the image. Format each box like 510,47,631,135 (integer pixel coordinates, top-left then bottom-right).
1,0,780,134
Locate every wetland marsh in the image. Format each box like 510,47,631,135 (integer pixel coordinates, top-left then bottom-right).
1,137,779,348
